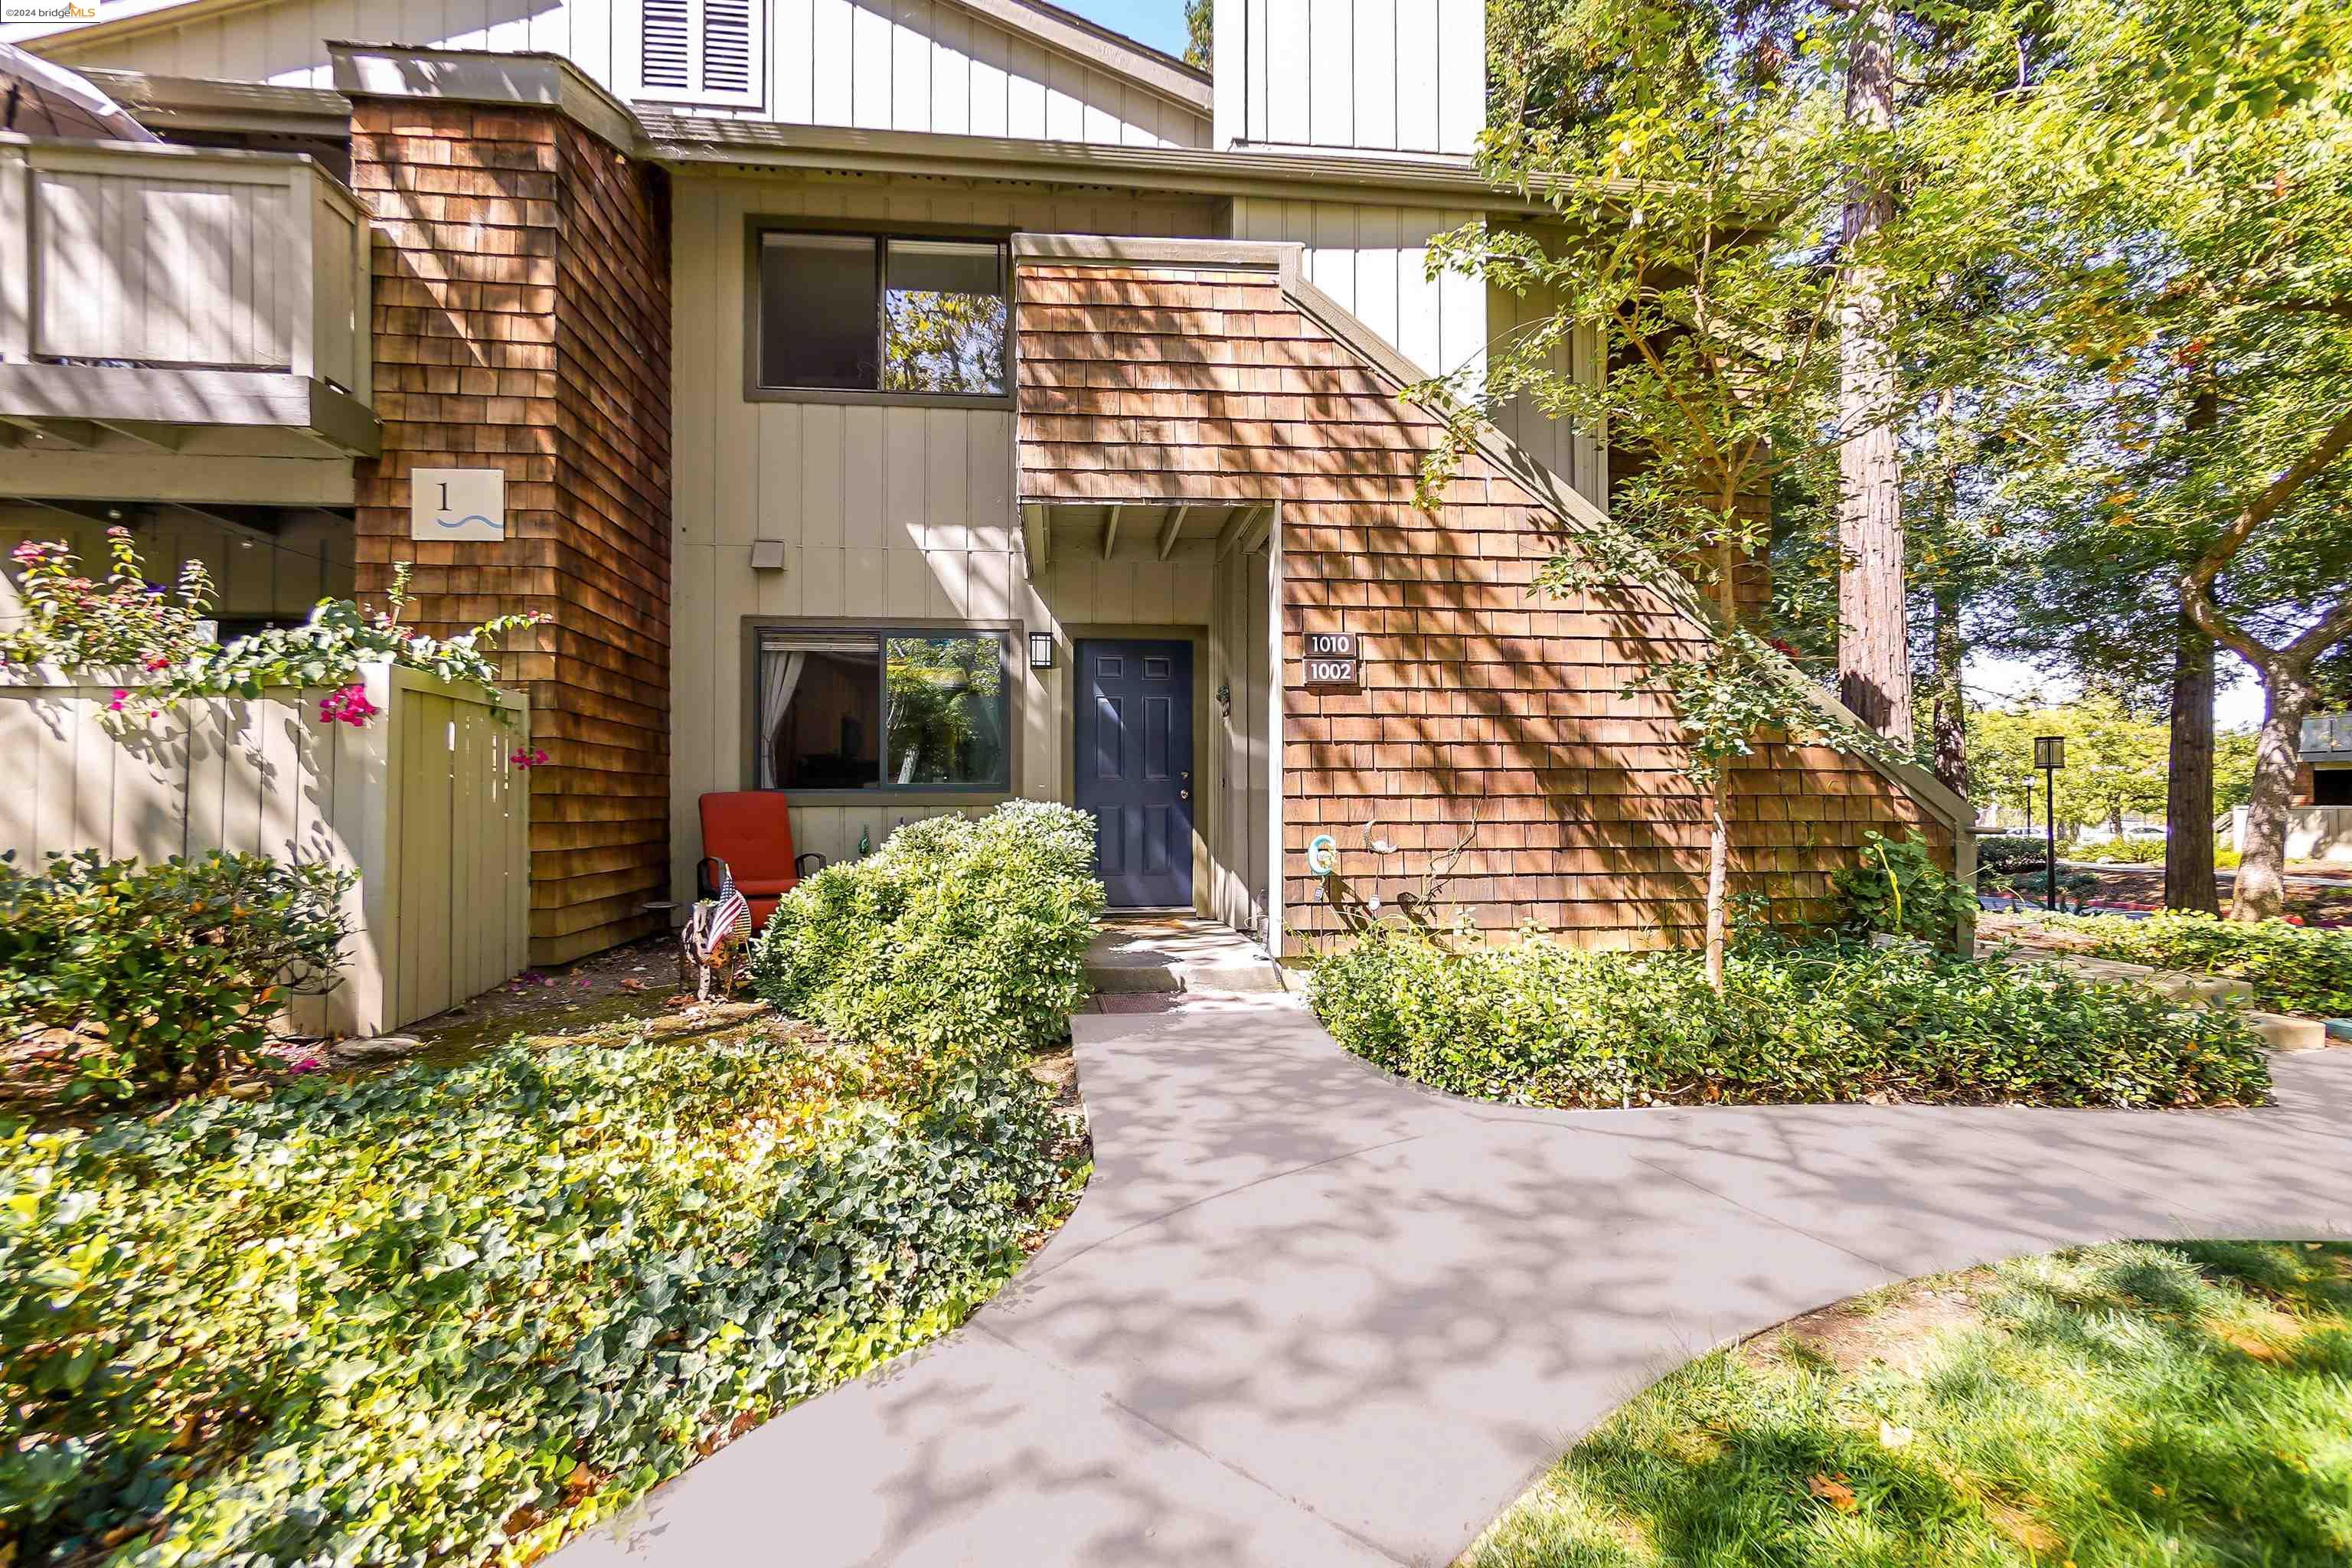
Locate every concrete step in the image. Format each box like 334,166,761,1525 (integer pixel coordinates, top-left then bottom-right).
1085,919,1288,995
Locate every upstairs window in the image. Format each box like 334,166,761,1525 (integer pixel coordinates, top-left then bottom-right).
754,230,1009,401
640,0,763,107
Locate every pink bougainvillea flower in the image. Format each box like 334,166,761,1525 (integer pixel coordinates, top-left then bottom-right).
106,689,129,712
510,745,549,769
142,654,172,672
315,683,381,728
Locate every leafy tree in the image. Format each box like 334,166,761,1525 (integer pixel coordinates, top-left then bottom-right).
1422,0,1893,988
882,289,1007,395
1970,699,2168,840
1896,0,2352,918
884,635,1004,784
1183,0,1210,69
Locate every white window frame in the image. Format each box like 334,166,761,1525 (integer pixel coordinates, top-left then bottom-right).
635,0,767,110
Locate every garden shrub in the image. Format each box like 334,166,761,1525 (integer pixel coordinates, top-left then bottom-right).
1831,831,1978,946
2030,910,2352,1017
751,801,1103,1055
2065,835,2167,864
1308,929,2269,1110
1975,834,2050,873
1,531,213,668
0,1027,1081,1567
2,537,543,722
0,850,352,1104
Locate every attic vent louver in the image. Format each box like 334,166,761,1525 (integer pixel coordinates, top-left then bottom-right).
639,0,763,105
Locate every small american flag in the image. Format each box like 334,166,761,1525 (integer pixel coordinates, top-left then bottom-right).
706,867,750,958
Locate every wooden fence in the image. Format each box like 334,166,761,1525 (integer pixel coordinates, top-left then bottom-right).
0,662,528,1037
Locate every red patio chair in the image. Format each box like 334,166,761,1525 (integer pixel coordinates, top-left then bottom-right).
697,792,828,929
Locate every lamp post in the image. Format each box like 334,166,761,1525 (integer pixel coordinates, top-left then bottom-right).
2034,735,2066,910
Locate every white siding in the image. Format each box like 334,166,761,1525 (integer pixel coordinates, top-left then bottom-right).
42,0,1211,146
667,174,1223,900
1227,196,1485,382
42,0,587,90
1218,0,1481,155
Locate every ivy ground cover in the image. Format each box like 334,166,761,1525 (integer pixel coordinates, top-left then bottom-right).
0,1024,1086,1567
1467,1240,2352,1567
2019,911,2352,1018
1309,932,2270,1109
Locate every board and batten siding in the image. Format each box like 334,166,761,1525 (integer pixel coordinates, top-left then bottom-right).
1224,200,1608,511
41,0,1208,147
1227,198,1486,390
665,172,1220,903
1213,0,1482,155
1488,276,1609,515
1209,529,1275,937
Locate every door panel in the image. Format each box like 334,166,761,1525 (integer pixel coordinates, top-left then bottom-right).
1075,639,1194,908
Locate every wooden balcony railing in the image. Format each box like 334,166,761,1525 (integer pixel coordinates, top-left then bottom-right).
0,134,375,456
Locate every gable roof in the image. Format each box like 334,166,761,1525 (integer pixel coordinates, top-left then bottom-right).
936,0,1208,112
1011,233,1978,845
11,0,1210,119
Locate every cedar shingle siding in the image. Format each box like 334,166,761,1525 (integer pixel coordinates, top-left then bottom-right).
1017,257,1952,947
351,100,675,965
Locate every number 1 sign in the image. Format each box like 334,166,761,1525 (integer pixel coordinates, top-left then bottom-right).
410,468,507,542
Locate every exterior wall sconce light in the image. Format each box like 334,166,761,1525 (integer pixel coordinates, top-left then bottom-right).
1027,631,1056,669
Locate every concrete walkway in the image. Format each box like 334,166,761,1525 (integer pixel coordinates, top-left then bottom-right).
557,990,2352,1568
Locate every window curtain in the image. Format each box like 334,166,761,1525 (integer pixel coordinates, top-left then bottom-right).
756,648,806,789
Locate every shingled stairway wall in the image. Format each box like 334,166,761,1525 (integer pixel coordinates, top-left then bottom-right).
351,99,675,965
1014,242,1958,948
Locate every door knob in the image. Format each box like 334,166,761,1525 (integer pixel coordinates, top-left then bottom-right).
1180,789,1190,800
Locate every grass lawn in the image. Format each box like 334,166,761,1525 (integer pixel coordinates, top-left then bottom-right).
1469,1241,2352,1567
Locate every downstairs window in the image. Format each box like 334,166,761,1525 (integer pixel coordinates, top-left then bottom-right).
753,628,1011,792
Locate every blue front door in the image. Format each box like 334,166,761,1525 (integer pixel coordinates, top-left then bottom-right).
1075,639,1194,908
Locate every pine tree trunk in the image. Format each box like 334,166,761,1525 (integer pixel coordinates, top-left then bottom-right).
2164,619,2220,914
1836,2,1913,746
1929,583,1968,797
2236,668,2312,921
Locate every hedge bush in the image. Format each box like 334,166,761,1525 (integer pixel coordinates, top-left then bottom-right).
2030,910,2352,1017
0,1027,1081,1567
2066,835,2167,864
751,801,1104,1055
1976,834,2051,873
1308,931,2270,1110
0,850,352,1104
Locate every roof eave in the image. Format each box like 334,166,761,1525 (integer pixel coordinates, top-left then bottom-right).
642,118,1564,212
